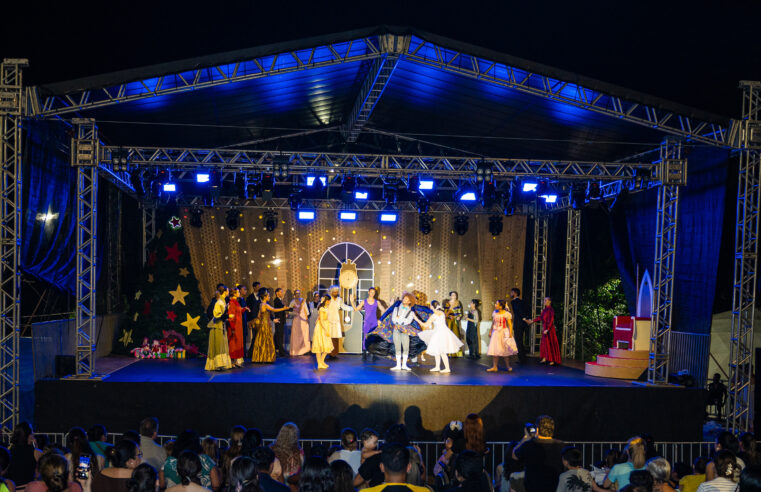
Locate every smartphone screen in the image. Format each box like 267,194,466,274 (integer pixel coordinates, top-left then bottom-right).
76,455,91,480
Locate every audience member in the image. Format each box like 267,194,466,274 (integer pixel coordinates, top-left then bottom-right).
433,421,465,490
139,418,167,472
36,434,53,454
463,414,488,461
0,446,15,492
222,426,246,483
671,462,692,489
604,437,647,491
299,457,333,492
328,429,361,475
405,446,426,488
252,447,288,492
444,449,491,492
626,470,654,492
707,432,744,481
240,429,264,459
360,429,380,465
496,441,523,492
330,460,354,492
556,446,602,492
201,438,219,467
6,421,42,486
127,463,158,492
740,434,760,468
679,457,708,492
355,425,410,489
739,465,761,492
362,443,427,492
647,458,675,492
92,439,142,492
272,423,304,484
124,431,142,445
228,456,260,492
593,449,623,486
697,451,738,492
87,426,108,472
161,431,220,491
513,415,565,492
65,427,98,482
27,451,82,492
166,451,207,492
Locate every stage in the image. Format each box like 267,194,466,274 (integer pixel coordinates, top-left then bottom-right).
35,354,705,441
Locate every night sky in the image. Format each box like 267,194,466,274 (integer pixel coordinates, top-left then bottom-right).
3,0,760,118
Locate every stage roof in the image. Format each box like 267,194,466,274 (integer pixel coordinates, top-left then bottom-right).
34,26,733,162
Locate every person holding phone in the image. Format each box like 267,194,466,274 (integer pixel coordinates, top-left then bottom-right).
27,451,89,492
513,415,565,492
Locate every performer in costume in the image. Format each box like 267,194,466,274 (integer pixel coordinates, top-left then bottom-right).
327,286,352,358
251,288,290,363
288,289,311,356
237,284,251,349
351,286,379,360
245,281,262,356
205,285,233,371
465,299,481,360
311,296,334,369
365,298,431,360
446,291,464,357
525,297,561,365
509,288,530,364
227,286,245,367
389,292,423,371
487,300,518,372
417,301,464,373
307,291,320,342
272,288,289,357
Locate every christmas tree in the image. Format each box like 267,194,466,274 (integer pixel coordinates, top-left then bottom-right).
115,211,209,357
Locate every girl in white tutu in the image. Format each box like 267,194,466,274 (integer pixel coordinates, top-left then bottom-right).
416,301,464,373
487,300,518,372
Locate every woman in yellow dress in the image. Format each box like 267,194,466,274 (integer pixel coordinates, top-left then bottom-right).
311,296,334,369
205,285,233,371
251,288,290,363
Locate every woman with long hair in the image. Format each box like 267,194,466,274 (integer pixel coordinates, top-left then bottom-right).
6,421,41,487
161,431,220,491
227,456,259,492
251,288,290,363
299,457,333,492
486,300,517,372
289,289,312,356
464,414,487,456
166,451,206,492
222,426,246,484
707,431,744,481
311,296,334,370
740,433,760,468
698,451,739,492
205,285,233,371
525,296,561,365
271,423,303,484
604,437,647,490
66,427,99,482
445,291,464,357
351,287,380,360
92,439,142,492
30,452,79,492
127,463,158,492
227,286,245,367
330,460,353,492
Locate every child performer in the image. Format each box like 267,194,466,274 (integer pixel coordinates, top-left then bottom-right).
486,300,518,372
525,296,561,365
416,301,464,373
465,299,481,360
311,296,334,369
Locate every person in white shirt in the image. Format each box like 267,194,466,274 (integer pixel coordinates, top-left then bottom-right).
697,451,739,492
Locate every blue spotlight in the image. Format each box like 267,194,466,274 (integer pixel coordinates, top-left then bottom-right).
163,183,177,192
379,212,398,223
339,211,357,221
306,176,327,187
196,173,210,183
354,190,369,200
297,210,316,221
522,182,538,192
541,194,558,204
459,191,477,202
419,179,434,191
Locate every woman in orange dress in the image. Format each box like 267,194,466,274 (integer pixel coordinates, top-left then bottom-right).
227,287,245,367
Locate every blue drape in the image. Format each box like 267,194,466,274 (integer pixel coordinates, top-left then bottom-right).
22,120,78,293
609,146,730,334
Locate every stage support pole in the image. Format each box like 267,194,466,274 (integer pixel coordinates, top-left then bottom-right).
71,118,99,379
142,207,156,266
728,81,761,432
0,59,26,433
563,209,581,359
647,138,685,385
531,209,549,354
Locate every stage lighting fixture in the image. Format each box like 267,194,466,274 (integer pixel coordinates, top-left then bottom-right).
225,209,240,230
456,184,478,203
210,170,222,188
587,181,602,200
272,153,290,179
480,181,498,208
416,196,430,214
379,212,398,223
339,211,357,221
340,175,356,203
261,173,275,201
354,190,369,200
382,180,399,205
189,207,203,228
111,148,130,171
130,169,145,196
571,184,587,210
419,179,434,191
419,213,433,235
297,210,316,221
196,172,210,184
407,175,420,193
306,176,327,187
488,215,503,236
289,192,302,211
475,160,493,183
263,210,277,231
162,182,177,192
453,215,469,236
203,191,215,208
522,182,538,192
633,168,651,190
235,172,248,200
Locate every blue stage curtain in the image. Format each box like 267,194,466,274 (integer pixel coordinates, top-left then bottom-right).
21,120,78,293
609,146,730,334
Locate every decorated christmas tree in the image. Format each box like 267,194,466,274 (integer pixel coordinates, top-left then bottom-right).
115,211,209,357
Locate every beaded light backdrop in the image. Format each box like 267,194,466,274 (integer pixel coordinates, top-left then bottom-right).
184,209,527,308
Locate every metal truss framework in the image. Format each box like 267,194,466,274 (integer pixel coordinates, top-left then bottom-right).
563,209,581,359
142,207,156,266
0,59,26,433
647,139,685,385
71,119,99,378
531,211,549,354
728,81,761,432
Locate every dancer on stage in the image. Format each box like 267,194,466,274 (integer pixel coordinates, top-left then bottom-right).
446,291,464,357
417,301,464,373
311,295,334,369
245,281,261,356
509,288,529,364
327,286,352,358
351,287,379,360
272,288,289,357
364,297,430,361
205,285,233,371
390,292,423,371
525,297,561,365
487,300,518,372
227,286,245,367
289,289,311,356
465,299,481,360
307,291,320,342
251,288,290,364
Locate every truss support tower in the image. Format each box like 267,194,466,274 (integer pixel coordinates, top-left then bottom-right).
728,81,761,432
531,210,549,354
142,207,156,266
563,209,581,359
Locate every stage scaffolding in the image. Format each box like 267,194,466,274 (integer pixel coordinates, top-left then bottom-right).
563,209,581,359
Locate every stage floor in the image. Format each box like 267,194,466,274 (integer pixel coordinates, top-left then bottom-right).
104,354,634,388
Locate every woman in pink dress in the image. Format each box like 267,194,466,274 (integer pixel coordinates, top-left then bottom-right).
289,289,311,356
486,300,518,372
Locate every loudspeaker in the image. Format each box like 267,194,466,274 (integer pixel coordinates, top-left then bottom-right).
55,355,75,378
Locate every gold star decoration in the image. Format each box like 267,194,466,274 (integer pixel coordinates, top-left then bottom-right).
119,329,133,347
134,290,142,300
181,313,201,335
179,267,190,277
147,274,154,283
169,284,190,305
